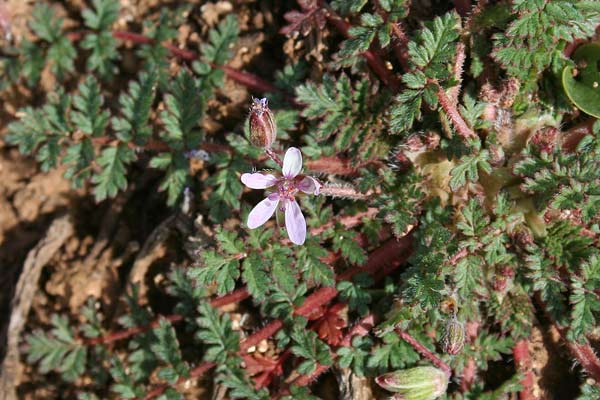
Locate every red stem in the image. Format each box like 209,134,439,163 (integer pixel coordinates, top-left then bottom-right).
562,119,595,152
535,294,600,385
513,339,537,400
316,2,400,91
68,29,283,96
460,357,476,392
433,80,477,139
453,0,472,18
565,340,600,384
84,288,250,345
395,328,452,377
142,361,216,400
390,22,411,71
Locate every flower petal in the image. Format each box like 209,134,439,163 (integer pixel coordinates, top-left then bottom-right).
282,147,302,178
247,196,279,229
241,172,278,189
298,176,321,195
285,199,306,245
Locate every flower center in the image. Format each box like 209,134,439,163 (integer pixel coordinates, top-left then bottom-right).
277,178,298,205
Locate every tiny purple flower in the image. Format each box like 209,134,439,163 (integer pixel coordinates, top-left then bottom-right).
241,147,320,245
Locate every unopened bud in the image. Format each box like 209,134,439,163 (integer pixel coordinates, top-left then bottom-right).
375,366,448,400
441,316,465,355
249,97,276,149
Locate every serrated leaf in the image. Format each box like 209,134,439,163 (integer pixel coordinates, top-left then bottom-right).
92,144,136,201
111,70,158,144
71,76,110,137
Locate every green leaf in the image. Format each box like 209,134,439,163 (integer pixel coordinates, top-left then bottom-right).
29,3,61,42
71,76,110,137
111,70,158,144
201,15,239,65
290,327,333,375
562,43,600,118
242,253,269,301
150,319,189,384
407,12,460,77
82,0,120,30
47,35,77,79
159,69,204,150
81,31,120,77
150,152,189,206
337,273,373,315
92,144,136,201
25,315,87,382
196,302,240,363
450,149,492,190
569,256,600,342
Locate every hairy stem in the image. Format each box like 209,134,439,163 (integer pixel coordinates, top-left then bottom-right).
142,362,216,400
390,21,411,71
67,29,284,97
84,288,250,345
395,328,452,377
433,80,477,139
513,339,536,400
265,148,283,167
314,1,401,91
320,185,372,200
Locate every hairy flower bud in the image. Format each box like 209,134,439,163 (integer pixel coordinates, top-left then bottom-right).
441,316,465,355
375,366,448,400
249,97,276,149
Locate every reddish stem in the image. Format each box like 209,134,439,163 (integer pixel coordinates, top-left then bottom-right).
210,287,251,308
565,340,600,384
433,80,477,139
68,29,283,96
460,357,476,392
279,314,376,395
85,314,183,346
305,156,373,176
309,208,378,237
535,294,600,385
513,339,537,400
84,288,249,346
338,235,413,281
395,328,452,377
453,0,472,18
241,320,285,353
448,42,466,105
142,361,216,400
562,119,595,152
316,2,401,91
320,185,372,200
390,22,411,71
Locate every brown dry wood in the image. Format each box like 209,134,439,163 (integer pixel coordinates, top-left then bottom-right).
335,367,374,400
0,214,74,400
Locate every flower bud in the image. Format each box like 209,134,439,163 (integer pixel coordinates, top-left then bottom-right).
441,316,465,355
375,366,448,400
249,97,276,149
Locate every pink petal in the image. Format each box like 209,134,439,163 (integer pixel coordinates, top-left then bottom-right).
298,176,321,195
241,172,278,189
282,147,302,179
247,196,279,229
285,199,306,245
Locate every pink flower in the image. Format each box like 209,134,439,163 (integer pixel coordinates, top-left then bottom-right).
241,147,321,245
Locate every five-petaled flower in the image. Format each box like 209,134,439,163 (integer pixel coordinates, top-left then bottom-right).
241,147,320,245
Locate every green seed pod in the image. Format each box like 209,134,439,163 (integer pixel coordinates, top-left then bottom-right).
375,366,449,400
249,97,276,149
441,316,465,355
